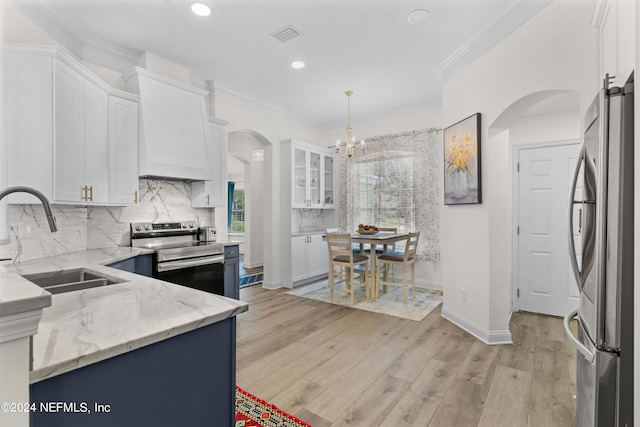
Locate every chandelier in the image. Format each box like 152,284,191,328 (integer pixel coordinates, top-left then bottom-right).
334,90,364,158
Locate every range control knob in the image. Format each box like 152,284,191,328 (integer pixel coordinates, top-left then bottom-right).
181,223,187,229
189,222,195,228
135,225,142,231
144,224,151,231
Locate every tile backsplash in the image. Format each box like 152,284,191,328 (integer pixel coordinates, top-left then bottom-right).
0,179,214,263
291,209,327,233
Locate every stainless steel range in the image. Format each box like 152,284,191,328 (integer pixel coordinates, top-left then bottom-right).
130,222,226,296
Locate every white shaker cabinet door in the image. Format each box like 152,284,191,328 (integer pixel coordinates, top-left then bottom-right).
291,236,308,282
108,96,139,205
53,59,109,203
191,119,227,208
54,59,85,202
307,234,329,277
5,51,54,204
83,80,109,203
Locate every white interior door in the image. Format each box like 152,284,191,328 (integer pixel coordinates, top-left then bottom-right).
516,142,581,316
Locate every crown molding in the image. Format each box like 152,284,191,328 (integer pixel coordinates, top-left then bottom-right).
590,0,609,28
8,0,141,73
437,0,552,81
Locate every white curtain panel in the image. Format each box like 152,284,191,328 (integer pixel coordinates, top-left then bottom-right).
338,128,441,263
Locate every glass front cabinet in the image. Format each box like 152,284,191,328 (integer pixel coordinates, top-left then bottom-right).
290,142,335,209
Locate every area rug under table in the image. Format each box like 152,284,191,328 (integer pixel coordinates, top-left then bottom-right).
236,386,312,427
286,279,443,321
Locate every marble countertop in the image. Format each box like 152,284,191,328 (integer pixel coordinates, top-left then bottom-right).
0,247,249,384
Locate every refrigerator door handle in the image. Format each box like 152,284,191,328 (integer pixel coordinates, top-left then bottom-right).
567,145,585,286
564,309,595,363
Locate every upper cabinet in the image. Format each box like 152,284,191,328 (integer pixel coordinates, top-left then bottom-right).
108,96,140,205
595,0,636,87
1,44,140,205
191,117,228,208
54,59,109,203
285,140,335,209
3,47,54,204
122,67,219,182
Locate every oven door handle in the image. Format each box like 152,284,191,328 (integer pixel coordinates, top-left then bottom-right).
157,255,225,272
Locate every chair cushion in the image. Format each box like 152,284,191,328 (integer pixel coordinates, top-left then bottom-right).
334,254,368,263
378,253,414,262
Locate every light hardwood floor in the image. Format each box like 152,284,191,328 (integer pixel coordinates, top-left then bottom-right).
236,285,577,427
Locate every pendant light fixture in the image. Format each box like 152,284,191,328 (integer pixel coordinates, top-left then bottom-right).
334,90,364,158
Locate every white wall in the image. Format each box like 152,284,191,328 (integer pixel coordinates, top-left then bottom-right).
441,0,597,342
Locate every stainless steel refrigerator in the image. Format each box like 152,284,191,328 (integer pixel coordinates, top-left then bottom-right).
565,73,634,427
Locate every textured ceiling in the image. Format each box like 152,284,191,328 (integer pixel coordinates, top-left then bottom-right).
8,0,552,129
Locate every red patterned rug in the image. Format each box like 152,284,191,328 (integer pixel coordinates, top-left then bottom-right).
235,386,312,427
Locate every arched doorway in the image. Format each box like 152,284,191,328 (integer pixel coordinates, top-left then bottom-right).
490,90,581,316
225,130,273,286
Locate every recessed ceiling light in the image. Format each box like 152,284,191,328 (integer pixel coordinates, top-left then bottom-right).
291,61,305,69
408,9,430,24
191,3,211,17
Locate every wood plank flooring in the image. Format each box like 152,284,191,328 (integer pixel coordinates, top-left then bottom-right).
236,286,576,427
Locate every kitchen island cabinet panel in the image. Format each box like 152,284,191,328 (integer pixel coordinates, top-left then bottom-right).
106,254,152,277
30,317,236,427
224,244,240,299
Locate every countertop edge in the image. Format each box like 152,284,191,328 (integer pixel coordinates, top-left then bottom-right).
29,300,248,383
1,248,249,383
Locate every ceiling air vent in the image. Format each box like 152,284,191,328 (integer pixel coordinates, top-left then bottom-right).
270,25,303,43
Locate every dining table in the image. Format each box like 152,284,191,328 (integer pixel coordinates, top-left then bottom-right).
351,231,409,299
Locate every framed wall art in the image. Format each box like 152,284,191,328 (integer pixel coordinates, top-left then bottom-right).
443,113,482,205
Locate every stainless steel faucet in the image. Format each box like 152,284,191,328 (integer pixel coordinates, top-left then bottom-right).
0,186,58,232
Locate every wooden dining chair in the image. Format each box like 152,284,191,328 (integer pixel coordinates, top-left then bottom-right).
326,232,370,306
375,231,420,303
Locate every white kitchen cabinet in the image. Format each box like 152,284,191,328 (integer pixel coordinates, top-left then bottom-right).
285,140,335,209
595,0,635,87
323,154,335,208
191,117,228,208
54,59,109,203
3,45,140,206
291,234,329,283
108,95,139,205
3,47,54,204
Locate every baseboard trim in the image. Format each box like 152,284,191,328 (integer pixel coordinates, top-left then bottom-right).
260,280,282,290
441,306,513,345
414,279,443,290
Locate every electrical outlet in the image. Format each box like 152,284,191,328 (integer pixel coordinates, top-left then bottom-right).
461,288,467,302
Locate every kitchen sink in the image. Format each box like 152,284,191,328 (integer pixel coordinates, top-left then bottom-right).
21,268,127,294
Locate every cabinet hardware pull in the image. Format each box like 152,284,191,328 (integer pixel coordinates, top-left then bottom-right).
134,190,138,203
207,194,210,205
88,186,93,201
82,186,87,201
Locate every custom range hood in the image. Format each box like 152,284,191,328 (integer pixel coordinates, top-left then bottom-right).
122,67,216,181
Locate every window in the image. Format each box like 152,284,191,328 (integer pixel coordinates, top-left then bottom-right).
340,128,440,263
230,183,245,233
353,151,414,231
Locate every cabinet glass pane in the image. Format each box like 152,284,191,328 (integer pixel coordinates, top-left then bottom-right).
324,155,334,205
309,152,321,205
294,148,307,205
